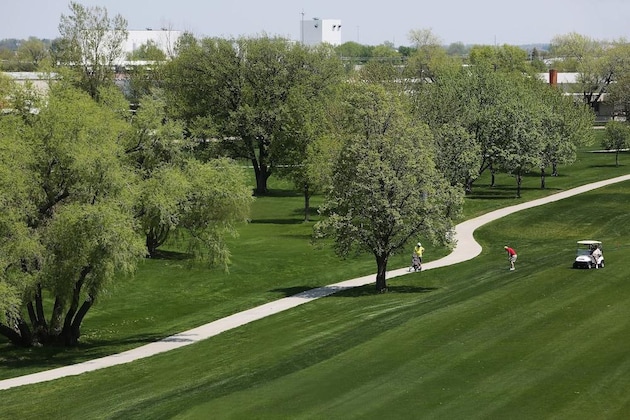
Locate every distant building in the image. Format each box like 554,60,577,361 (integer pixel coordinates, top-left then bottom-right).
3,72,54,95
300,18,341,47
122,29,182,60
539,70,616,121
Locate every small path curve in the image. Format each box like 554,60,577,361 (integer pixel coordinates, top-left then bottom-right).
2,174,630,391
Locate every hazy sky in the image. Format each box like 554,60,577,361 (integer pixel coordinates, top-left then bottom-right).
2,0,630,46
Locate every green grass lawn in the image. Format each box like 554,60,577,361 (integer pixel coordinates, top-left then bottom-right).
2,141,630,418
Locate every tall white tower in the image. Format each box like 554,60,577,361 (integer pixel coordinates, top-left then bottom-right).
301,17,342,46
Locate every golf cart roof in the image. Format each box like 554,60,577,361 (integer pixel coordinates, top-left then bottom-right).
577,240,602,245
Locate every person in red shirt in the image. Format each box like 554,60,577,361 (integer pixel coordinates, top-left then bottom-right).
504,246,517,271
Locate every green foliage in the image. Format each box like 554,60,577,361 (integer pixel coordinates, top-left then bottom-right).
16,37,50,70
433,123,482,187
41,202,144,301
56,1,128,99
126,40,166,61
412,63,594,195
163,35,345,194
0,81,146,346
468,44,532,73
335,41,374,67
176,158,254,267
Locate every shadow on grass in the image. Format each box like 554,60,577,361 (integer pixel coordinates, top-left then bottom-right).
467,185,562,200
149,250,193,261
338,285,439,296
588,164,625,168
0,333,165,372
255,189,301,198
271,286,314,296
250,218,304,225
271,285,438,299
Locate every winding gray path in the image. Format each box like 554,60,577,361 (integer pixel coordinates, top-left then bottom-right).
2,174,630,391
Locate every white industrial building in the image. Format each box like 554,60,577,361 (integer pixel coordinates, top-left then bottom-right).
301,18,342,46
123,29,182,59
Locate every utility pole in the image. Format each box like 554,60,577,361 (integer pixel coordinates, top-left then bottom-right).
301,10,304,44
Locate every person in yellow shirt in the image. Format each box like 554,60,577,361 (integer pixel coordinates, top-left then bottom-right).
410,242,425,271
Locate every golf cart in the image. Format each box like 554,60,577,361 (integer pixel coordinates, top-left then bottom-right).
573,240,604,269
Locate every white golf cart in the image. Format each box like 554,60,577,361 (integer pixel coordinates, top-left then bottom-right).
573,240,604,269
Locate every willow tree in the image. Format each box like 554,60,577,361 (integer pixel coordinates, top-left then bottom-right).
0,82,145,347
314,83,462,292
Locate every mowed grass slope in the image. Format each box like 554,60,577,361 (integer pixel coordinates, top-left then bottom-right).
3,157,630,416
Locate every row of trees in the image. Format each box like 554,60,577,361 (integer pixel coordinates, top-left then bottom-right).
0,2,599,346
156,23,595,291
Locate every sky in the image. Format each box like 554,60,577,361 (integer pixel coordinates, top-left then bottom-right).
2,0,630,46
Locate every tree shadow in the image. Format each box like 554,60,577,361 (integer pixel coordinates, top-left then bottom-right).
149,250,193,260
249,218,304,225
271,286,315,296
256,189,301,198
271,284,438,299
0,333,166,371
588,164,625,168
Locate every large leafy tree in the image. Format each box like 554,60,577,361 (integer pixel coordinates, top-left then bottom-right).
315,84,462,292
468,44,532,74
273,68,343,221
16,37,50,71
0,81,145,347
602,120,630,167
403,28,455,87
486,78,545,198
603,41,630,119
411,63,505,192
163,35,344,194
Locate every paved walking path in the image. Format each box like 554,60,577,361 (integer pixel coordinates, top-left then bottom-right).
2,174,630,391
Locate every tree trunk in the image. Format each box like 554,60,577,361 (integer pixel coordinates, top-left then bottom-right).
65,296,94,346
540,167,546,189
464,177,474,194
35,285,47,327
146,233,158,257
303,184,310,222
61,267,90,346
146,224,170,257
50,297,64,336
516,172,522,198
0,322,31,347
616,150,620,167
253,136,272,195
375,254,389,292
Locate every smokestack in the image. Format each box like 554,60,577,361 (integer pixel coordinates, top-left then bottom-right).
549,69,558,86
